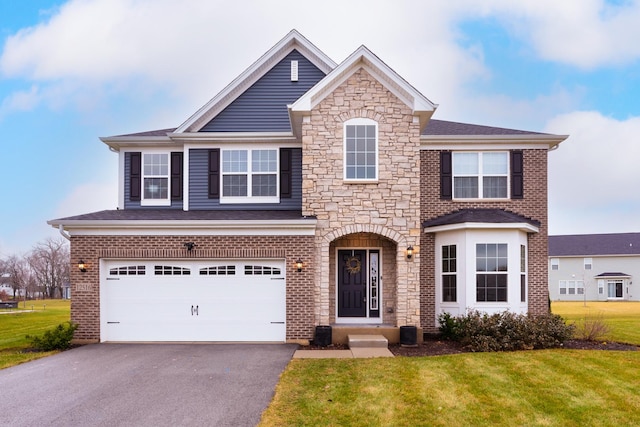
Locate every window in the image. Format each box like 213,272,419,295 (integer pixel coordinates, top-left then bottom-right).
344,119,377,181
559,280,583,295
109,266,145,276
607,280,624,298
476,243,508,302
441,245,457,302
154,266,191,276
245,265,282,275
584,258,592,270
221,149,278,202
199,266,236,276
520,245,526,302
550,258,559,270
453,152,508,199
143,153,169,205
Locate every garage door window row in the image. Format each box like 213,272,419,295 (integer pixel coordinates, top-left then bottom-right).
109,265,146,276
245,265,281,275
199,266,236,276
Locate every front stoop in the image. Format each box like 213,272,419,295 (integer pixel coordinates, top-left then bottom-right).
348,334,388,348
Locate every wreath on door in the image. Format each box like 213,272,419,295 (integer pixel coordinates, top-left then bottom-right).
345,256,362,274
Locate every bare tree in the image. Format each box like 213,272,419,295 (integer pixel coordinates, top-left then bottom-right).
28,238,70,299
3,255,31,300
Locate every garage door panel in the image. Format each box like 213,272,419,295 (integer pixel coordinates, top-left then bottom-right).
101,260,286,342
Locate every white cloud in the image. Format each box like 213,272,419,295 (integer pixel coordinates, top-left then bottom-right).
483,0,640,69
547,111,640,234
54,180,118,219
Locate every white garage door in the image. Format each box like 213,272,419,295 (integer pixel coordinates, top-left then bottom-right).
100,260,286,342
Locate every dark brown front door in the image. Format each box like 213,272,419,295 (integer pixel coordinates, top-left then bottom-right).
338,250,367,317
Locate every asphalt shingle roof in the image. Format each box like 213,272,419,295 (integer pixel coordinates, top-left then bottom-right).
423,208,540,228
51,209,313,222
549,233,640,256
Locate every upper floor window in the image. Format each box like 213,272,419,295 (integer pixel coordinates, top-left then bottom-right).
344,118,378,181
221,149,278,203
550,258,559,270
142,153,170,205
584,258,592,270
453,152,508,199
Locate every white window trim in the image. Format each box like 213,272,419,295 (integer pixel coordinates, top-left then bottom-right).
452,151,509,200
343,118,379,183
220,146,280,204
141,151,171,207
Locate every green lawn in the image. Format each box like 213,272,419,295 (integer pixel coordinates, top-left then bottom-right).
260,350,640,427
261,302,640,426
0,299,71,369
552,301,640,345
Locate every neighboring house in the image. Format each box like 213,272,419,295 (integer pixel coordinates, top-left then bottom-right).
549,233,640,301
48,30,567,344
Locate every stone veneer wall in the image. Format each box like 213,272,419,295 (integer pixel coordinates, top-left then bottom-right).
69,234,315,342
419,149,550,332
301,68,422,327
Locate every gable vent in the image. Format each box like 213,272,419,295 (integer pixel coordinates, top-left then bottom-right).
290,60,298,82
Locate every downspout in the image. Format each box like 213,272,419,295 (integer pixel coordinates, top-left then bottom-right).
58,225,71,241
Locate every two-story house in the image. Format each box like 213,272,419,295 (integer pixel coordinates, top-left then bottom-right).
49,30,567,344
549,233,639,301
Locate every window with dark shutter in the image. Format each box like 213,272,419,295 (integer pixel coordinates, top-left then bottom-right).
511,150,524,199
208,149,220,199
440,151,452,200
170,152,183,201
280,148,292,198
130,152,141,201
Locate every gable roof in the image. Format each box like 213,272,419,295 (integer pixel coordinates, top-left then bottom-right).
423,208,540,233
290,45,437,134
175,30,336,134
549,233,640,257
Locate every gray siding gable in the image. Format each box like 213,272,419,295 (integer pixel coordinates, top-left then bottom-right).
200,50,326,132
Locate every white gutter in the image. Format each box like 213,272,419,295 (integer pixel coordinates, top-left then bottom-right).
58,224,71,241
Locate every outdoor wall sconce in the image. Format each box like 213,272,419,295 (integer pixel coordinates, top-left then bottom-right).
406,246,414,259
184,242,196,251
295,258,303,272
78,260,87,273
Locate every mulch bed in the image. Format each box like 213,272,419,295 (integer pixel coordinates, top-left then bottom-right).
303,338,639,357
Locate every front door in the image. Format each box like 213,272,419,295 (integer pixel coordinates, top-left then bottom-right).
337,249,381,319
338,250,367,317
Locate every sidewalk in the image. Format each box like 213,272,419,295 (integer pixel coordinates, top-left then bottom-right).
293,347,394,359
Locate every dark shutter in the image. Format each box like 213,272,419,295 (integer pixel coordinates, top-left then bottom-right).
280,148,292,199
208,149,220,199
440,151,452,200
511,150,524,199
129,152,141,201
170,152,183,201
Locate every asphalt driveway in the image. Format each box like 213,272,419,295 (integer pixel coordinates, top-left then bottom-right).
0,343,297,426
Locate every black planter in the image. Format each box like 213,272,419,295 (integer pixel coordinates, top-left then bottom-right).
313,325,332,347
400,325,417,347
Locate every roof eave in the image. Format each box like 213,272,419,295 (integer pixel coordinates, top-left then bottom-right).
421,134,569,150
100,135,175,151
48,218,318,235
424,222,540,234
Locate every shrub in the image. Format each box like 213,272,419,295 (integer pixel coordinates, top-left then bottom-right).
574,313,611,341
438,310,575,352
27,322,78,351
0,289,9,301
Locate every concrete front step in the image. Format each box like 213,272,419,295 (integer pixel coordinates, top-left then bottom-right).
348,334,388,348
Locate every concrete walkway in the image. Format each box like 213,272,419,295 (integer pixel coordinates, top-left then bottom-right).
293,347,394,358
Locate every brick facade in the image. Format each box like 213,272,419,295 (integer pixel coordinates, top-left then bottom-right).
69,234,315,342
301,68,422,327
419,149,550,331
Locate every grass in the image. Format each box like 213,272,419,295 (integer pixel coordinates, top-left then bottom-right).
261,302,640,426
552,301,640,345
260,350,640,427
0,299,71,369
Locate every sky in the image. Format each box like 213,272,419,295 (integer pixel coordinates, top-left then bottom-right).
1,0,639,256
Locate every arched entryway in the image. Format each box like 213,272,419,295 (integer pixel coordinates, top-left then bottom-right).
329,233,398,324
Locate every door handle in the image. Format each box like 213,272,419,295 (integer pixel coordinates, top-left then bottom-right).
195,305,199,316
191,305,194,316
